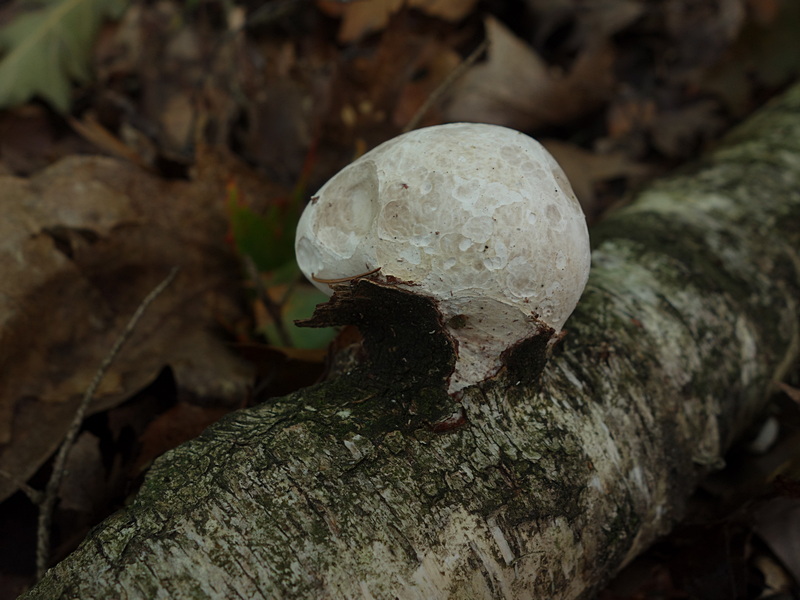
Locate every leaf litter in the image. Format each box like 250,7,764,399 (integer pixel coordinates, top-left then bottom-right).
0,0,128,112
1,0,800,595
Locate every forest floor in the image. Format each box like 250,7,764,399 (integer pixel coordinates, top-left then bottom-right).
1,0,799,597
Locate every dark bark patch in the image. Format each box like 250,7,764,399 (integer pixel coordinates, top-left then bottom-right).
297,279,456,388
498,323,556,390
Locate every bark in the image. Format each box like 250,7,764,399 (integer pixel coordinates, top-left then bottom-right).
22,84,800,600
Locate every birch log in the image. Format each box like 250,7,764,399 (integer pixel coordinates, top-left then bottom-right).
22,83,800,599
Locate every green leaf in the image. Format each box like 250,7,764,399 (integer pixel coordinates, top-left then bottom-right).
261,285,337,350
224,176,331,348
0,0,128,112
226,182,300,278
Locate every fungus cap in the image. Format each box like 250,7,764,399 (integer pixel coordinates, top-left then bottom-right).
295,123,590,392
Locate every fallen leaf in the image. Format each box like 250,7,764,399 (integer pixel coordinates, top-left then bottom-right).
778,382,800,404
0,151,267,503
226,181,299,275
698,1,800,115
317,0,402,44
235,344,327,399
650,100,727,159
0,0,128,111
391,41,462,128
748,0,779,23
57,431,105,514
408,0,478,21
317,0,476,43
754,497,800,585
317,13,462,166
444,16,615,131
132,401,233,474
663,0,745,73
527,0,643,50
606,94,658,142
752,554,795,596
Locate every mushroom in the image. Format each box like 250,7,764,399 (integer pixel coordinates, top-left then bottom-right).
295,123,591,393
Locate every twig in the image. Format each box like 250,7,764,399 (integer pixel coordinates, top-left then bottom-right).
403,39,489,133
35,267,179,580
0,469,43,504
311,266,381,284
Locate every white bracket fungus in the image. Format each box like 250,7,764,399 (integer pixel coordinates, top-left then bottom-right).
295,123,591,393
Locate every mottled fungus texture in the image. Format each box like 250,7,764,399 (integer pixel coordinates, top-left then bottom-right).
295,123,591,393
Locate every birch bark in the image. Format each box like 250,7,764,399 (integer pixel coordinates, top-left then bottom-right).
22,83,800,600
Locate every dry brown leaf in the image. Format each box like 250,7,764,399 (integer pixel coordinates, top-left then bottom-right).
748,0,780,23
526,0,644,49
392,42,462,128
57,432,105,514
317,0,476,43
0,151,268,503
752,554,795,596
778,382,800,404
318,14,462,159
701,1,800,116
754,497,800,585
0,106,96,175
444,16,615,130
650,101,726,159
93,1,217,163
664,0,745,71
132,402,232,475
317,0,402,43
607,95,658,141
408,0,478,21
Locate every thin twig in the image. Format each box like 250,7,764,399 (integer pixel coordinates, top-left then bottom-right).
310,266,381,284
403,39,489,133
0,469,43,504
35,267,179,580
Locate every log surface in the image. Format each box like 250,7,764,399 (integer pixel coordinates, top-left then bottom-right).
22,83,800,599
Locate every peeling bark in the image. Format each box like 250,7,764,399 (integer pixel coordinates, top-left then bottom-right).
22,84,800,599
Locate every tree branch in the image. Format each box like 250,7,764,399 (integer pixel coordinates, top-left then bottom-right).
21,84,800,599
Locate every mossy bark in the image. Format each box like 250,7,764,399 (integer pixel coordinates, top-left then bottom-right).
22,84,800,599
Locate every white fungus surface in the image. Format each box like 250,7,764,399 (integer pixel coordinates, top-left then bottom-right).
295,123,591,392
